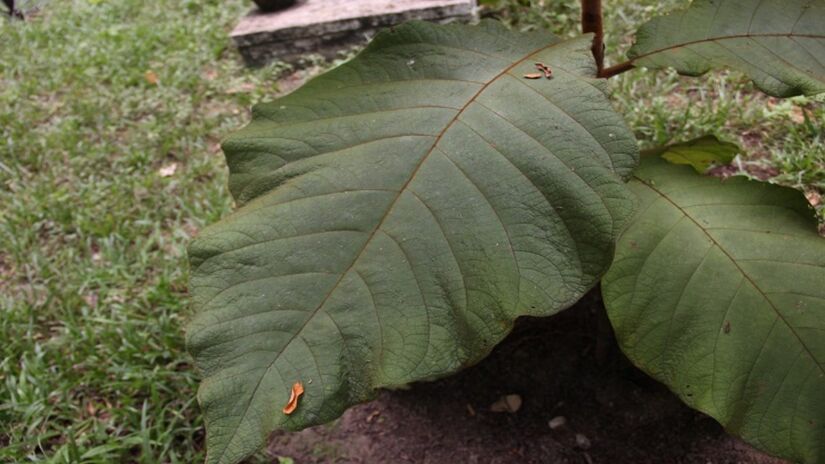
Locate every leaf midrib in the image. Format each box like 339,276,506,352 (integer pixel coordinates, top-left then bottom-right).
208,39,565,464
634,176,825,375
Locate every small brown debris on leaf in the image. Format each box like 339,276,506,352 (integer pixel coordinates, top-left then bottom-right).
490,394,522,413
723,320,731,334
534,62,553,78
523,72,543,79
282,382,304,415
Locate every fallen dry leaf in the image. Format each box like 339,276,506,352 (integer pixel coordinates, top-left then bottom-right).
490,393,522,413
144,70,159,86
523,73,543,79
548,415,567,430
366,410,381,423
83,292,98,309
226,82,257,94
575,433,592,450
282,381,304,415
790,107,806,124
805,190,821,207
158,163,178,177
202,68,219,81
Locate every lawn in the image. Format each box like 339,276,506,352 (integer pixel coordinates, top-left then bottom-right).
0,0,822,463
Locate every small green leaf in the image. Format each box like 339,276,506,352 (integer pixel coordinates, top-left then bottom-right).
659,135,739,173
628,0,825,97
603,155,825,463
188,20,638,464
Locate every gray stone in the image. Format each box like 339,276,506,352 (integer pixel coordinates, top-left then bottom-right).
231,0,477,66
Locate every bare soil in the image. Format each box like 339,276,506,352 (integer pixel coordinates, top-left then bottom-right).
267,290,786,464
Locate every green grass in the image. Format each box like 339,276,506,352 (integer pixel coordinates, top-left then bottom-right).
0,0,822,463
0,1,283,462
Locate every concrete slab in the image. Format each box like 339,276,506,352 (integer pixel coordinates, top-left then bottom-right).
231,0,477,66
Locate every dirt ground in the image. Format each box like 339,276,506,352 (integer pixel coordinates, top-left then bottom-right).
267,290,786,464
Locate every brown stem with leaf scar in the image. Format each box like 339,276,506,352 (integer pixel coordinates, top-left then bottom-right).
3,0,23,19
580,0,605,75
580,0,636,78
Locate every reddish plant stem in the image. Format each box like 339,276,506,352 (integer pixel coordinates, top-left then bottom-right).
2,0,23,19
580,0,604,74
600,61,635,78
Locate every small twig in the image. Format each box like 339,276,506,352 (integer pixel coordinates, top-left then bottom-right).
580,0,604,74
599,61,635,78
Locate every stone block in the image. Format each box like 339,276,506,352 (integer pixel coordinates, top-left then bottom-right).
231,0,477,66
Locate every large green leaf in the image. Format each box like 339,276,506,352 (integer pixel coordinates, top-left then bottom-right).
627,0,825,97
603,149,825,463
188,21,638,464
657,135,739,173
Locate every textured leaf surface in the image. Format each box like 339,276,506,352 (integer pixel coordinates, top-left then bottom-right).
603,151,825,463
628,0,825,97
188,21,638,464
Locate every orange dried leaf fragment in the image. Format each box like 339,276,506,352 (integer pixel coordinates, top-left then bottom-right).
144,70,159,86
282,382,305,415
